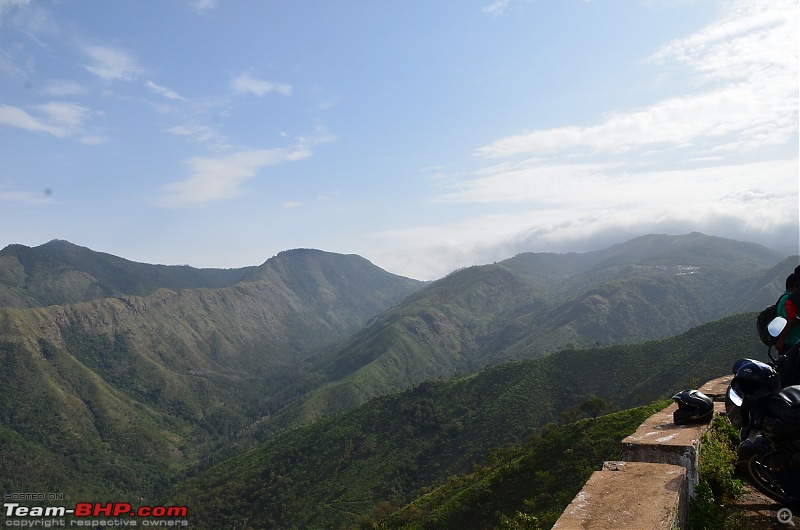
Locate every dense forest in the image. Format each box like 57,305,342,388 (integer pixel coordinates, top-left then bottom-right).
0,233,794,528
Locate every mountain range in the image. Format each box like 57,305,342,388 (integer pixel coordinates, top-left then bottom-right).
0,233,795,527
262,232,791,428
0,241,423,498
174,312,761,529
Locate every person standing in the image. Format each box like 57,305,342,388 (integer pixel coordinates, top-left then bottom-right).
776,270,800,386
776,268,800,353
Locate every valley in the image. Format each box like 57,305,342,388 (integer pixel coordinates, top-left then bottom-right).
0,233,795,528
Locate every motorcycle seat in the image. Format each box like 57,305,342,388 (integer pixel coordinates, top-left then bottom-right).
767,385,800,423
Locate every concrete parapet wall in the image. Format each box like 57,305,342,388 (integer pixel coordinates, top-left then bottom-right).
698,375,733,401
552,375,732,530
620,401,725,495
552,461,687,530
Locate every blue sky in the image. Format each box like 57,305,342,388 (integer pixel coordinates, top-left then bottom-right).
0,0,797,280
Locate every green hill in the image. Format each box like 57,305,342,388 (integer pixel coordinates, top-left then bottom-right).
0,233,792,519
0,248,423,500
376,402,671,530
171,312,763,529
0,239,256,307
264,234,791,428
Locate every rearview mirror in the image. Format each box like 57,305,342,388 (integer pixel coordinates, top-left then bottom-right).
768,316,787,338
728,386,743,407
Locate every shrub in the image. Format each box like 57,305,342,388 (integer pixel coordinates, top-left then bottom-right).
688,414,753,530
698,415,743,501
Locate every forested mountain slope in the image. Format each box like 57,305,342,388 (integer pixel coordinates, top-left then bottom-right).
377,402,672,530
0,233,792,513
0,248,423,499
0,239,255,307
173,312,762,529
267,234,792,427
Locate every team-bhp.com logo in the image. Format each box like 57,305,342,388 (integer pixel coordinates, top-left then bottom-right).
4,502,189,526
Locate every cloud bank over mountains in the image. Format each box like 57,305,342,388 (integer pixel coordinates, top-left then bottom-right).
0,0,795,280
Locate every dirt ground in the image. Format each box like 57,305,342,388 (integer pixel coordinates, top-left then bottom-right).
730,483,791,529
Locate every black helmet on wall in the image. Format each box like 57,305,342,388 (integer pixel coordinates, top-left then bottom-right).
672,389,714,425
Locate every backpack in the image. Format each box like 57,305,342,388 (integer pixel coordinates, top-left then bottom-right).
757,293,789,346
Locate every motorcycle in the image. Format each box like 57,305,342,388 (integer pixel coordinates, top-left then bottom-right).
726,316,800,506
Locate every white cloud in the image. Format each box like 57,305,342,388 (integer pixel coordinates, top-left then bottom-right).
650,0,794,74
35,101,89,129
0,104,60,135
434,160,618,204
369,158,799,279
482,0,510,16
437,157,797,209
283,201,302,209
476,0,798,159
476,82,795,158
400,11,800,278
146,80,185,101
156,147,312,206
164,123,230,151
231,71,292,97
417,0,798,280
82,45,145,81
0,102,89,137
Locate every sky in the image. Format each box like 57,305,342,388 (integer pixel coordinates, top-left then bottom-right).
0,0,797,280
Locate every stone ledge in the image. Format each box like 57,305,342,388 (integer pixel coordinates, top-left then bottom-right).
699,375,733,401
554,377,734,529
551,461,687,530
620,401,724,495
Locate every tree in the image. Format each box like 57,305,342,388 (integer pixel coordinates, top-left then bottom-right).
579,396,608,420
496,511,542,530
560,406,580,425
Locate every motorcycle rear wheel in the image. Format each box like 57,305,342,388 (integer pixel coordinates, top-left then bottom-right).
747,454,800,508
